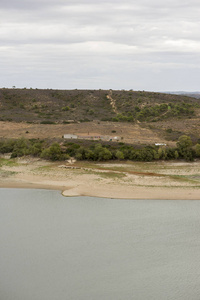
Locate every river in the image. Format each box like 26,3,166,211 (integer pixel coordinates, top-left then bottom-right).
0,188,200,300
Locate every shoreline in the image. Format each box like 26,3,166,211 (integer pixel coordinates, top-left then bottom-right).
0,179,200,200
1,158,200,200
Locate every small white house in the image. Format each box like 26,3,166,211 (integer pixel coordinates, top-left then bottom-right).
63,134,77,139
155,143,166,146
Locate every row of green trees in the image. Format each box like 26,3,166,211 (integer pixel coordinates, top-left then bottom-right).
0,135,200,162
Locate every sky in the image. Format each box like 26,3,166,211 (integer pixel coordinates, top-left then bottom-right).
0,0,200,91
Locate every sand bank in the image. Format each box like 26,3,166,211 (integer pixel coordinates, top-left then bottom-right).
1,177,200,200
1,157,200,200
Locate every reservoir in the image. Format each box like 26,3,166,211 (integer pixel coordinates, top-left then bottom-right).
0,188,200,300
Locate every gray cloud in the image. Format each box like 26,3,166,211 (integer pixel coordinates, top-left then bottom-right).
0,0,200,91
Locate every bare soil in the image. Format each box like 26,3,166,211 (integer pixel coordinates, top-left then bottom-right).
0,120,176,146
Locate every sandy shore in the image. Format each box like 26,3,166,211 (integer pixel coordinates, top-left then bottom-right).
1,157,200,200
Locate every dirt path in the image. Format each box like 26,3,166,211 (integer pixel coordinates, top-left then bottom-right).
106,90,118,113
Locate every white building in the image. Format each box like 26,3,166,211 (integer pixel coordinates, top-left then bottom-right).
63,134,77,139
155,143,166,146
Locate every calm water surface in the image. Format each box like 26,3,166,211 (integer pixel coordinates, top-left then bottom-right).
0,189,200,300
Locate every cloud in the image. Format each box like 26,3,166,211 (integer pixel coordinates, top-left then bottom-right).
0,0,200,91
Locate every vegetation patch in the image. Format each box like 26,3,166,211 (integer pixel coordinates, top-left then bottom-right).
0,134,200,163
0,170,16,177
0,158,18,167
0,88,199,124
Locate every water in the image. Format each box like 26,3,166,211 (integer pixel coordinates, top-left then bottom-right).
0,189,200,300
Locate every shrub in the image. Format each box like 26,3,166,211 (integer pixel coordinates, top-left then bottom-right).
195,144,200,157
62,106,70,111
0,140,15,153
115,150,124,160
41,143,64,161
166,128,173,133
10,138,30,158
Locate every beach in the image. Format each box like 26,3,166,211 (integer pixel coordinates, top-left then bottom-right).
0,156,200,200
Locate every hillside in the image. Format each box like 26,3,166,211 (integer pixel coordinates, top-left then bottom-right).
0,88,200,145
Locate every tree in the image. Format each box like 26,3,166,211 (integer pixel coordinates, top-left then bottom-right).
0,139,15,154
174,150,179,159
115,150,124,160
195,144,200,157
11,138,29,158
29,142,43,156
94,144,112,161
177,135,194,161
177,135,192,149
41,143,63,161
158,147,167,160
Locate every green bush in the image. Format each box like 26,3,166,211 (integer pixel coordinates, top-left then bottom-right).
0,140,15,153
41,143,67,161
195,144,200,157
62,106,70,111
10,138,30,158
115,150,124,160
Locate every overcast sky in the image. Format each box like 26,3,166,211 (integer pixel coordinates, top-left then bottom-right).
0,0,200,91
